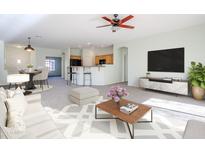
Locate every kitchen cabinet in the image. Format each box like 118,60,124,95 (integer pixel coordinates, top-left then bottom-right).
70,55,81,60
106,54,113,64
95,54,113,65
95,56,100,65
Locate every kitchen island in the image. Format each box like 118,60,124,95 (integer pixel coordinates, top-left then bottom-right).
71,65,115,86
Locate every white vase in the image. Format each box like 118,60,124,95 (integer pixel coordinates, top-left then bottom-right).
28,68,32,72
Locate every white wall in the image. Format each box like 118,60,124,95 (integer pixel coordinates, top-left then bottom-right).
101,45,122,84
71,46,113,66
120,47,128,82
34,47,69,78
81,46,113,66
62,48,70,80
71,46,113,57
114,24,205,87
0,40,8,85
70,48,82,56
5,44,70,79
5,44,31,74
77,45,120,84
82,48,95,66
94,46,113,56
34,47,62,67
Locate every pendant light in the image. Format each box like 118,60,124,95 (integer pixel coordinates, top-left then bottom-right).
24,37,35,52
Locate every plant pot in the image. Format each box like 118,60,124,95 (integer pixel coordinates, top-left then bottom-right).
112,98,121,105
28,68,33,72
192,86,205,100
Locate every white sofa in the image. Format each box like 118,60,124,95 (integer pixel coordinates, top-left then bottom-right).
0,94,64,139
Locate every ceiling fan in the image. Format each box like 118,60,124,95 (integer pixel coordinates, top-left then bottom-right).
97,14,135,32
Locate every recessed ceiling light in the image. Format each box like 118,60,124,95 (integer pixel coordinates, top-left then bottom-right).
16,45,23,48
87,42,91,45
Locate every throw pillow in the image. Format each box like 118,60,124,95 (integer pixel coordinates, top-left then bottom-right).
7,87,24,98
6,95,27,117
6,95,27,134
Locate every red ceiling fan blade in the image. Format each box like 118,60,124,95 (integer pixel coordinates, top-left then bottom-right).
102,16,114,24
118,24,135,29
120,15,134,24
96,24,112,28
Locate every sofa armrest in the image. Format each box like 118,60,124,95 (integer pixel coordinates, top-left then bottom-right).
183,120,205,139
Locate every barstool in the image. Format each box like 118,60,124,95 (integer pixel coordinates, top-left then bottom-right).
83,71,92,86
67,67,77,85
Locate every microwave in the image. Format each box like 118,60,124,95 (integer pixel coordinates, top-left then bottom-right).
99,59,106,64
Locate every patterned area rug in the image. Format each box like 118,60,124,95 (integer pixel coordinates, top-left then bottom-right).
44,103,183,139
143,98,205,117
31,85,53,94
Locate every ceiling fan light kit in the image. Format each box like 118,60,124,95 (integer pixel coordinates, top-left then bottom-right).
111,26,119,32
24,37,35,52
97,14,135,32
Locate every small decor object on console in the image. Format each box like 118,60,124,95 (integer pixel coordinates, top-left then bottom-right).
27,64,33,72
146,72,151,78
107,86,128,103
120,103,139,114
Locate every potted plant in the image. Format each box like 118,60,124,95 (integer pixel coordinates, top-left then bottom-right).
188,61,205,100
107,86,129,103
27,64,33,72
146,72,151,78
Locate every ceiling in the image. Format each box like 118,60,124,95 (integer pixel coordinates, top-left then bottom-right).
0,14,205,49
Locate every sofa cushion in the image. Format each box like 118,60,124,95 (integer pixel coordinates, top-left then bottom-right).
7,87,25,98
21,110,64,139
70,87,99,100
0,87,7,102
5,95,28,137
22,94,64,139
1,92,64,139
0,97,8,138
6,95,27,117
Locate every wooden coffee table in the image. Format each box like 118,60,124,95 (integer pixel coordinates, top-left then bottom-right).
95,99,152,139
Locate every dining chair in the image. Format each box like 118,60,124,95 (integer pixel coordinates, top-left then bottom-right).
33,67,49,90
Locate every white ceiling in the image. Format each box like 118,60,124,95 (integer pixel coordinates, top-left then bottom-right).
0,14,205,49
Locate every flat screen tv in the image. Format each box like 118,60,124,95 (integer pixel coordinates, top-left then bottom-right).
148,47,184,72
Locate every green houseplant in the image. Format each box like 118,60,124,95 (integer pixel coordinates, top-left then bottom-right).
27,64,33,68
188,61,205,100
27,64,33,72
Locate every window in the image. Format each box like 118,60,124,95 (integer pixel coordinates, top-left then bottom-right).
45,59,55,71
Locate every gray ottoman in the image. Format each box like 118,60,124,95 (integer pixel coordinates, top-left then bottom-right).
70,87,100,104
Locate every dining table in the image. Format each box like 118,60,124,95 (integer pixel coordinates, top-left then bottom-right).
19,69,42,90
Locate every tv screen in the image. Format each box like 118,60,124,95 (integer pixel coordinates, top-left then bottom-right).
148,48,184,72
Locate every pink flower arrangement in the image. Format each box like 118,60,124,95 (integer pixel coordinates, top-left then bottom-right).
107,86,129,103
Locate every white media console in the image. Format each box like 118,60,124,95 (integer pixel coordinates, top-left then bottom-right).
139,77,189,95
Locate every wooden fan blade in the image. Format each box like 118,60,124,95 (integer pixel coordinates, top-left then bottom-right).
118,24,135,29
120,15,134,24
102,16,114,24
96,24,112,28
